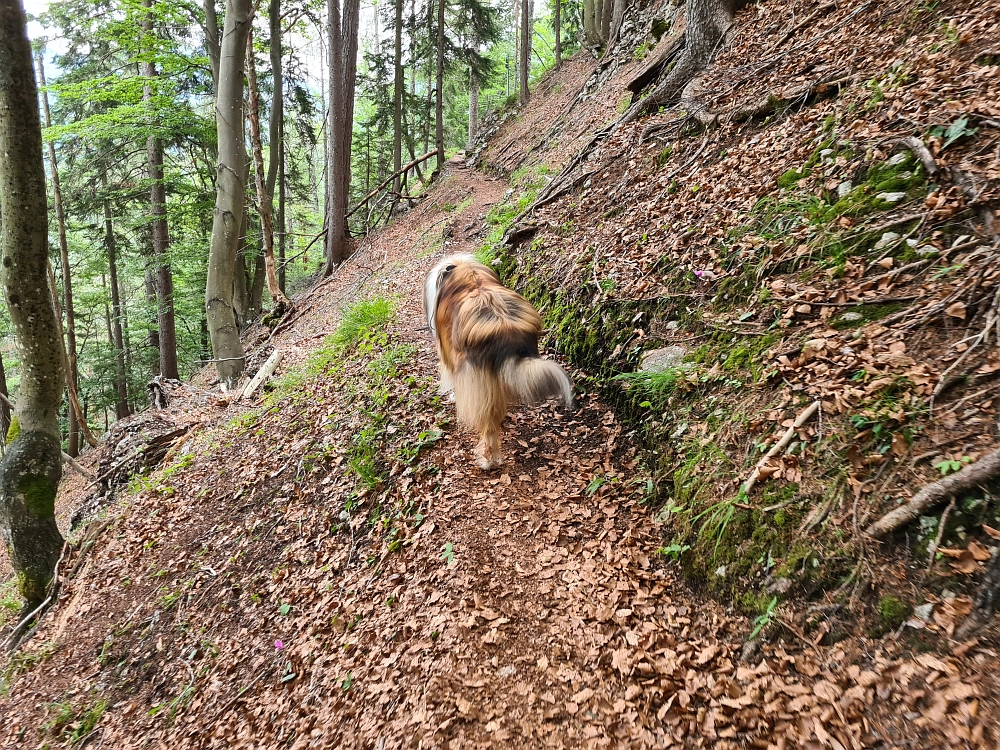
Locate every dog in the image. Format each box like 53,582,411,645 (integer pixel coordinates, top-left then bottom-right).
424,254,574,469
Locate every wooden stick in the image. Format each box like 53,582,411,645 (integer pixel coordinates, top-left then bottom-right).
898,136,938,176
925,497,955,575
240,351,283,401
741,401,821,497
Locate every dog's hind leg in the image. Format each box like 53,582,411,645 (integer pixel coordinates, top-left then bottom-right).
474,426,503,470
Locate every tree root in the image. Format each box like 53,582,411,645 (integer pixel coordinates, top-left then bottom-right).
866,446,1000,538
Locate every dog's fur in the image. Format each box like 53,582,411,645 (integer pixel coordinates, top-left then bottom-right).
424,254,573,469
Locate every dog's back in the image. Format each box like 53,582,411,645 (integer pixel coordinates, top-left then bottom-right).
426,256,573,456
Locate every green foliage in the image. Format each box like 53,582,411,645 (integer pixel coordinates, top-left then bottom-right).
332,297,396,351
749,596,779,639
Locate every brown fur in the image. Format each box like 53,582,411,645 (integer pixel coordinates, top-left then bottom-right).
425,255,573,469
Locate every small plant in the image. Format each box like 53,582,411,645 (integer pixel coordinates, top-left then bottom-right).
656,543,691,561
440,542,455,564
934,456,972,476
749,596,779,639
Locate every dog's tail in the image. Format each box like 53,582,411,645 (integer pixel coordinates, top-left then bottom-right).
500,357,574,410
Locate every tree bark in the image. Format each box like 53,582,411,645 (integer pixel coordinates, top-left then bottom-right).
468,68,479,146
599,0,612,43
340,0,359,218
0,0,65,610
392,0,403,198
142,0,179,380
519,0,530,105
246,26,290,313
554,0,561,66
0,351,8,445
270,0,286,294
324,0,344,272
582,0,597,46
206,0,252,388
36,51,83,455
202,0,221,89
622,0,737,124
435,0,445,173
103,193,131,420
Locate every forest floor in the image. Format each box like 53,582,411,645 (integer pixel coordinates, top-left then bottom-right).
4,1,1000,747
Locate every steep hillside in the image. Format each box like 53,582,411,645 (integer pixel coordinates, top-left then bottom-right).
2,1,1000,748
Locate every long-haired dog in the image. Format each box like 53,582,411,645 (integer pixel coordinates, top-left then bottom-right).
424,254,574,469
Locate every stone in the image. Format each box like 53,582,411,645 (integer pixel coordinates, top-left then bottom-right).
839,312,863,323
640,345,687,372
837,181,853,198
874,231,900,249
887,152,909,166
876,191,907,204
913,603,935,622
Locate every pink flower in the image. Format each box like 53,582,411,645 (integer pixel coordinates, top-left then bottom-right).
275,640,284,650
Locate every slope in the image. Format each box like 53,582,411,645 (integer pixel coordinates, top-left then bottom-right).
2,5,1000,749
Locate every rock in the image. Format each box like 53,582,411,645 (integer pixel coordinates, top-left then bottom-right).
839,311,863,323
874,231,900,249
913,602,935,622
820,148,835,162
665,320,679,330
766,577,793,595
887,152,909,167
837,181,853,198
640,345,687,372
915,245,938,257
876,191,907,204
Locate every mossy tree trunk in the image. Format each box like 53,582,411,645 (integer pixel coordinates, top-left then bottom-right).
206,0,252,388
0,0,66,611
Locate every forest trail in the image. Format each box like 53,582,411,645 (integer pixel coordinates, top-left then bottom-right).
1,151,992,749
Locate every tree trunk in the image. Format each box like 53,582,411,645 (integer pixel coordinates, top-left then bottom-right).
425,0,432,156
271,0,286,293
623,0,737,124
608,0,625,51
0,0,66,610
435,0,445,174
340,0,360,220
103,194,131,420
554,0,561,66
392,0,403,198
468,68,479,146
142,0,179,380
205,0,252,389
0,351,9,448
232,215,249,325
519,0,530,105
599,0,611,43
202,0,221,88
246,26,290,314
36,51,83,456
324,0,344,272
582,0,598,46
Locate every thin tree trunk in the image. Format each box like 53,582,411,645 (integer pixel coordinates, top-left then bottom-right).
103,193,131,420
435,0,445,174
0,0,66,610
202,0,221,88
425,0,432,155
36,51,84,455
205,0,252,388
142,0,179,380
519,0,530,105
44,262,97,449
392,0,403,197
271,0,286,293
324,0,344,272
340,0,360,220
468,69,479,146
599,0,611,42
554,0,561,65
246,26,290,313
0,350,10,444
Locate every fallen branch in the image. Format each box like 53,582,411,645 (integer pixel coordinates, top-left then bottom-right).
897,136,938,176
240,350,283,401
866,446,1000,537
924,497,955,575
345,150,438,220
741,400,821,497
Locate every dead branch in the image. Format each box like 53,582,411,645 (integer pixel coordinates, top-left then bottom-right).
741,400,820,496
866,446,1000,537
772,1,837,50
346,150,438,220
897,136,938,176
924,497,955,575
240,350,283,401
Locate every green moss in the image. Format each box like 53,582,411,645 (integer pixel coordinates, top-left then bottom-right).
5,414,20,444
777,167,811,188
829,302,904,329
872,595,910,636
17,474,56,518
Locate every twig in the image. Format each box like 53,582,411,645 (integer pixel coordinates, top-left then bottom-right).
898,136,938,176
924,498,955,576
741,401,821,496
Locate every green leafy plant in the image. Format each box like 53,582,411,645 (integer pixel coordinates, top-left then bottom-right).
440,542,455,564
930,117,978,150
656,543,691,561
934,456,972,476
749,596,779,639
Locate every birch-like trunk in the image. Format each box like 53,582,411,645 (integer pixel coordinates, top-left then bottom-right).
103,193,131,419
205,0,252,388
435,0,445,173
246,26,290,313
0,0,66,610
